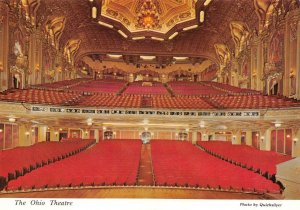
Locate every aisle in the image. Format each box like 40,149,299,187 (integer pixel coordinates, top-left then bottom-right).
137,144,154,186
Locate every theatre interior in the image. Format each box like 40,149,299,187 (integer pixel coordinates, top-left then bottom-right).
1,0,300,200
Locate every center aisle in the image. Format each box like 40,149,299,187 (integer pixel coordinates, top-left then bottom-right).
137,144,154,186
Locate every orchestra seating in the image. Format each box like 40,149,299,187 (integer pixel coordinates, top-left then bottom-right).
123,81,169,95
6,140,141,191
70,79,126,93
151,140,280,193
168,81,225,96
0,89,81,105
197,141,292,177
0,139,95,190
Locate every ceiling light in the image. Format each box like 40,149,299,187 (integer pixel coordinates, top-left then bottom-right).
151,37,164,41
200,11,205,23
98,21,113,29
132,36,146,40
183,25,198,31
168,32,178,40
174,57,188,61
118,30,128,38
0,129,3,133
204,0,212,6
107,54,122,59
89,0,94,2
274,122,281,128
140,55,155,60
8,117,16,123
87,122,93,126
92,7,97,19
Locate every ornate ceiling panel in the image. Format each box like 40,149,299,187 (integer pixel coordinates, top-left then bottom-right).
35,0,261,67
101,0,197,34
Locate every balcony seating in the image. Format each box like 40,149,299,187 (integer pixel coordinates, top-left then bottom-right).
208,95,299,109
78,94,142,108
0,139,95,190
6,140,141,191
197,141,292,177
123,82,169,95
151,140,280,193
168,81,226,96
70,79,126,94
202,81,261,95
0,89,81,105
152,95,215,109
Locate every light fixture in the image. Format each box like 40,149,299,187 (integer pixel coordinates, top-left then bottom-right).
0,129,3,133
185,128,189,132
168,32,178,40
25,131,30,136
274,122,281,128
261,136,265,141
87,122,93,126
8,117,16,123
55,131,58,136
200,11,205,23
255,133,259,137
151,37,164,41
107,54,122,59
137,0,160,29
118,30,128,38
145,127,148,131
92,7,97,19
31,129,35,132
103,126,107,131
59,128,63,131
98,21,113,29
140,55,156,60
174,57,188,61
204,0,212,6
183,25,198,31
132,36,145,40
286,134,291,138
293,138,298,144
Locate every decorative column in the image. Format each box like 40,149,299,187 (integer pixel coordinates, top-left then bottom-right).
260,128,271,151
296,20,300,99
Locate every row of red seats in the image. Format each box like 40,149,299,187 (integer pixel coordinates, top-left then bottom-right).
6,140,142,191
152,95,214,109
168,81,226,96
70,79,126,93
78,94,142,108
196,141,292,176
0,139,95,190
202,81,260,95
208,95,299,109
33,78,89,89
0,89,81,105
151,140,280,193
123,82,169,95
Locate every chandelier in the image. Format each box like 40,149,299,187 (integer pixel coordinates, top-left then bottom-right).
137,0,160,29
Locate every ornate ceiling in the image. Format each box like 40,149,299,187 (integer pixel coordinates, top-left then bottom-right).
100,0,197,34
30,0,284,73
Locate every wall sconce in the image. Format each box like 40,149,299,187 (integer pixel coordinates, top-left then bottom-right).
293,138,298,144
25,131,30,136
0,129,3,133
261,136,264,142
54,131,58,136
274,122,281,128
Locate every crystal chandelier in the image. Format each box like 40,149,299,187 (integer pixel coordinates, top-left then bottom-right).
137,0,160,29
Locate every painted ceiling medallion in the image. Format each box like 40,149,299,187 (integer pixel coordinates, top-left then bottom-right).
137,0,161,30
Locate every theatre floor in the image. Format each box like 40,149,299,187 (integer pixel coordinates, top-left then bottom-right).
0,187,282,199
